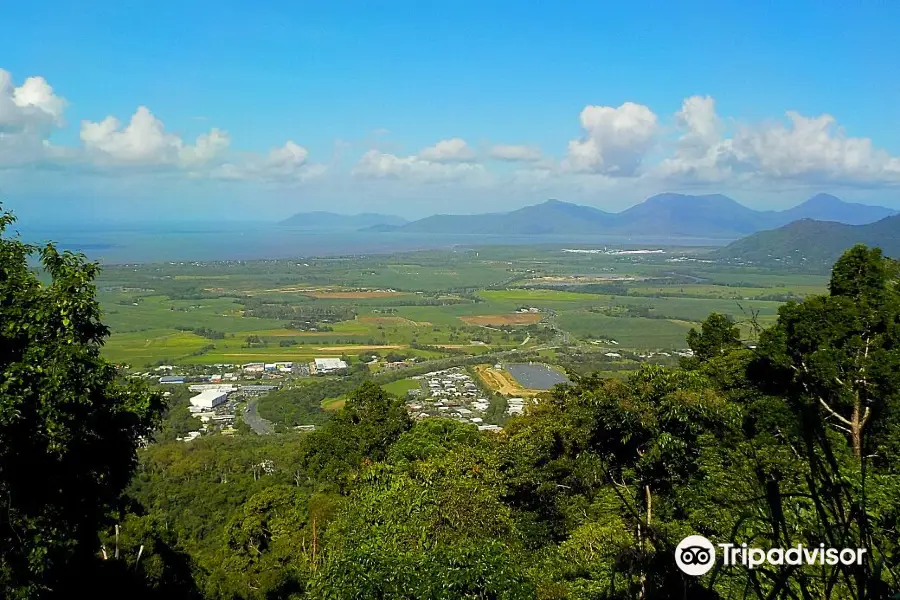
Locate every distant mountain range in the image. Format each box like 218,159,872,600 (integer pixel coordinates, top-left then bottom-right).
716,215,900,265
279,211,407,229
362,193,896,238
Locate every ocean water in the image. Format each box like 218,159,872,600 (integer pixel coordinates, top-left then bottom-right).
16,222,733,264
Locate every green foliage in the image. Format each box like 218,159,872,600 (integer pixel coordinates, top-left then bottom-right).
0,207,166,597
299,382,413,488
387,418,484,463
685,312,742,361
256,384,335,427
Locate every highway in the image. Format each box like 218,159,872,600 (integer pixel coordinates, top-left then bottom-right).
243,397,274,435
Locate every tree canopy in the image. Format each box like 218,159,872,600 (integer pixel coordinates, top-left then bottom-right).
0,207,165,598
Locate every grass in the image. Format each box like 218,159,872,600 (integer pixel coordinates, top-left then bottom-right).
321,396,346,411
556,312,696,349
381,378,422,396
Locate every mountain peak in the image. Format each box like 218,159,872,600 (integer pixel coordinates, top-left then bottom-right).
780,194,896,225
640,192,742,207
802,193,844,206
539,198,574,208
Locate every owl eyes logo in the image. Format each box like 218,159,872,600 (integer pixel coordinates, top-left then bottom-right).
676,535,716,576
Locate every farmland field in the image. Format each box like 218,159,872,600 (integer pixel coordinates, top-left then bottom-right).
93,244,830,369
460,313,542,326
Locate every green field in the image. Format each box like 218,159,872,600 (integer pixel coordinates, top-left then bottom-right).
381,378,423,396
556,313,695,349
95,244,830,368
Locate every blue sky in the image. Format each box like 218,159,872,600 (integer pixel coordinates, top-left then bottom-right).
2,1,899,223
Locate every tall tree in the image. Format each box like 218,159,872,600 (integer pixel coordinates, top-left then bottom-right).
751,244,900,597
686,313,743,363
0,207,165,598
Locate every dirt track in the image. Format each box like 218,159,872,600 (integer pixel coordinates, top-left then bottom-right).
359,316,429,326
305,291,405,299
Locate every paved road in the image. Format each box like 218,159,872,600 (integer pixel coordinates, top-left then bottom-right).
243,397,274,435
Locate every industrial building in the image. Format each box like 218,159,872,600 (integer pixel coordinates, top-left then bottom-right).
188,384,236,393
313,358,348,373
159,376,185,384
241,385,278,394
190,389,228,410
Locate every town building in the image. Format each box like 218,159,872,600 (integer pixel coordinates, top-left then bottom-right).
190,389,228,409
189,384,236,393
240,385,278,394
313,357,348,373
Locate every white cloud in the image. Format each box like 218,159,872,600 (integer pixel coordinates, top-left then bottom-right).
655,96,900,187
729,112,900,185
656,96,732,183
0,69,69,170
211,141,325,182
80,106,229,167
353,149,485,183
179,129,231,165
0,69,67,133
4,64,900,195
418,137,475,162
564,102,658,176
489,144,542,162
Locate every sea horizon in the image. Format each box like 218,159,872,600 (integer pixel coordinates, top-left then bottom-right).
12,222,734,264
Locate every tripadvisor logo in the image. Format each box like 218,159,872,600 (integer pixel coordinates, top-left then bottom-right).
675,535,867,576
676,535,716,576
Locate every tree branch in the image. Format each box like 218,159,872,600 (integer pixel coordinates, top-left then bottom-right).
818,397,852,426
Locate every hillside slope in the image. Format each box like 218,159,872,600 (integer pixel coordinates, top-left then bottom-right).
716,215,900,265
386,199,613,235
776,193,896,225
372,193,895,238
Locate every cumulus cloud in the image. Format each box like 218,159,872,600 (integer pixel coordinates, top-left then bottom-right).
212,141,325,182
80,106,229,167
655,96,900,186
418,137,475,162
564,102,658,176
729,112,900,185
179,129,231,166
0,69,67,133
4,64,900,193
655,96,732,183
353,149,485,183
489,144,542,162
0,69,69,169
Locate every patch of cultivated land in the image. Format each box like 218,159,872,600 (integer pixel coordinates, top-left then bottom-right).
461,313,542,326
304,290,407,299
358,316,429,326
473,364,539,397
314,344,405,351
529,275,646,283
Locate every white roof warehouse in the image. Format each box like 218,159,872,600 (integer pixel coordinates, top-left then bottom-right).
314,358,348,372
190,390,228,410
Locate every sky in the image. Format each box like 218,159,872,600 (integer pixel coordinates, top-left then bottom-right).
2,0,899,224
